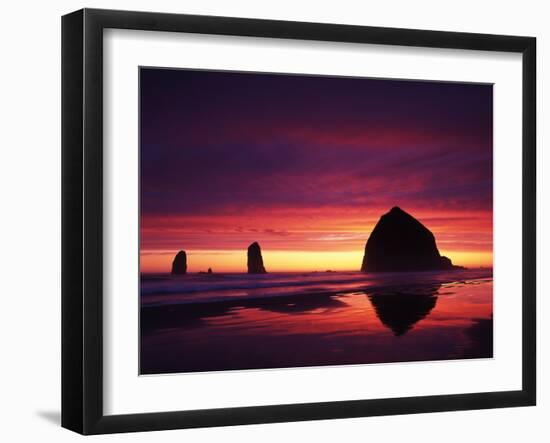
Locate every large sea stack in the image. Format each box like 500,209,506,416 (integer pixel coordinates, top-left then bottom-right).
171,250,187,275
247,242,267,274
361,207,456,272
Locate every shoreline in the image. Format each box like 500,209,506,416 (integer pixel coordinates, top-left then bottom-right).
141,272,493,309
140,277,493,374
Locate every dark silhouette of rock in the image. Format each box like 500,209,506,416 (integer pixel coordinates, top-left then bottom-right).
361,207,457,272
247,242,267,274
439,256,453,269
207,268,213,274
171,250,187,275
368,285,439,336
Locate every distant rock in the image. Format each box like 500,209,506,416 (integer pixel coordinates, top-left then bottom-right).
207,268,213,274
361,207,457,272
247,242,267,274
171,250,187,275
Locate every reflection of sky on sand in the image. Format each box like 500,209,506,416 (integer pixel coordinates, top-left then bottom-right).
141,278,493,374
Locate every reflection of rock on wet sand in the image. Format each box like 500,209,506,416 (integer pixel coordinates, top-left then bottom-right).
367,284,440,336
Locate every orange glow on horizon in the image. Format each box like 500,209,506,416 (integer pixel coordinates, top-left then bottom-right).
140,248,492,274
140,206,493,273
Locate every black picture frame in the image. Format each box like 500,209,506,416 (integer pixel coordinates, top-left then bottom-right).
62,8,536,435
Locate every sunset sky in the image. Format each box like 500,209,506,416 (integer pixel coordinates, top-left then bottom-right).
140,68,493,273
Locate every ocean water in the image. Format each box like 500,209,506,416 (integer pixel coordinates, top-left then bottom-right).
140,269,493,374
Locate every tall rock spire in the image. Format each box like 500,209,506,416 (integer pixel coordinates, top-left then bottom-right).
171,250,187,275
247,242,267,274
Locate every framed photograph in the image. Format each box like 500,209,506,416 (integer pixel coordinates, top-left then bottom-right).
62,8,536,435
